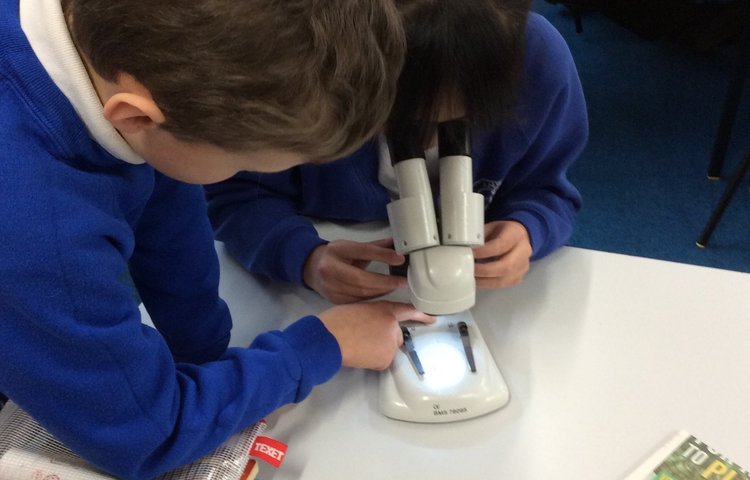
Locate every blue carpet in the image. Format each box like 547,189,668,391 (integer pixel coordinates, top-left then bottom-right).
534,1,750,272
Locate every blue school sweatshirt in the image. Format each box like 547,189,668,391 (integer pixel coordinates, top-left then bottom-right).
0,1,340,478
205,13,588,286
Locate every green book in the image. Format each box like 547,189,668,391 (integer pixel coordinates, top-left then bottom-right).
625,431,749,480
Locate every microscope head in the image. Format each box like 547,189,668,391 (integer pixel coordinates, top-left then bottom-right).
386,120,484,315
406,246,476,315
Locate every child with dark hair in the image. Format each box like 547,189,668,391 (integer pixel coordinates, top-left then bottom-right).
0,0,435,478
206,0,588,304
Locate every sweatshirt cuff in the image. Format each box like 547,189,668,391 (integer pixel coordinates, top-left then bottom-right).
276,227,328,285
283,315,341,400
501,210,547,260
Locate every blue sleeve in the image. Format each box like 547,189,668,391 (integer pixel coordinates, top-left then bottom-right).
486,13,588,260
130,174,232,363
0,155,340,479
205,170,327,285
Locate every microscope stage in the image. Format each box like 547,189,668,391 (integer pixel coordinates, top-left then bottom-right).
379,310,510,423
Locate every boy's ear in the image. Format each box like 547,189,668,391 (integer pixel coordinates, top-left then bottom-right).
103,93,166,134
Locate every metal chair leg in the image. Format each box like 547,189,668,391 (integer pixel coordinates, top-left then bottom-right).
573,8,583,33
543,1,586,34
707,23,750,179
697,150,750,247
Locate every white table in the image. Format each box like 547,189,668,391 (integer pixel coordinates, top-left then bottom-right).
209,222,750,480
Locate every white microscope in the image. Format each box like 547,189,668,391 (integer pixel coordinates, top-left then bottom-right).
379,120,510,423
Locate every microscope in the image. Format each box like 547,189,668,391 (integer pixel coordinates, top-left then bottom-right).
386,119,484,316
379,120,510,423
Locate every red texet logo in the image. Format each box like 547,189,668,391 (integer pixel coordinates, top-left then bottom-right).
250,436,288,468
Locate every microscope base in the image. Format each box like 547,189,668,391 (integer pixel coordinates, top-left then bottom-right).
379,310,510,423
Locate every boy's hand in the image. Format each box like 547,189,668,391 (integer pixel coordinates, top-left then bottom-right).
318,301,435,370
304,238,407,304
472,220,532,289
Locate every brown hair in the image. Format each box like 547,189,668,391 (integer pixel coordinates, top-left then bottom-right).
63,0,406,161
388,0,531,148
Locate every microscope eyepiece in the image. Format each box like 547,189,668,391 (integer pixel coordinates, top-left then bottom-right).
438,120,470,157
387,129,425,165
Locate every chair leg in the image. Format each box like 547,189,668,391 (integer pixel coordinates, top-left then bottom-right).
707,23,750,179
544,1,586,33
573,8,584,33
697,151,750,247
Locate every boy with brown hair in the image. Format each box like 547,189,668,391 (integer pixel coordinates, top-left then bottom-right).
0,0,433,478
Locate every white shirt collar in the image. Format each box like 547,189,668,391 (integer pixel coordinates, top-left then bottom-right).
19,0,146,165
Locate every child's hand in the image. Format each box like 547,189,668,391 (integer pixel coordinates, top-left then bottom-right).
472,220,532,289
303,238,407,304
318,301,435,370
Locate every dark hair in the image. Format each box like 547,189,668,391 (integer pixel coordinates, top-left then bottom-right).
388,0,531,147
63,0,406,161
